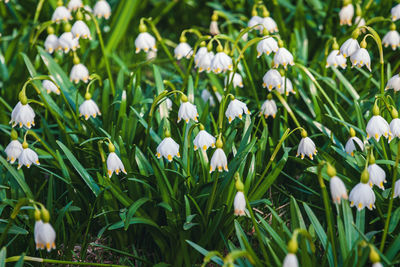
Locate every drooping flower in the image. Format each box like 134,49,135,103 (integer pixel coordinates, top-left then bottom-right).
34,209,56,252
349,170,376,211
262,69,282,91
355,16,366,28
339,4,354,26
224,72,243,88
193,125,215,151
210,48,233,74
106,142,127,177
261,16,278,33
210,138,228,173
366,104,391,141
156,132,180,162
58,32,79,53
233,191,246,216
209,12,220,35
394,179,400,198
70,63,89,84
326,50,347,69
79,92,101,120
5,130,22,164
225,98,250,123
367,154,386,190
135,31,157,54
278,76,295,96
177,95,198,123
390,109,400,141
350,40,371,71
340,36,360,58
260,94,277,118
52,6,72,23
201,89,221,107
71,20,92,40
248,15,263,32
282,254,299,267
10,101,35,129
67,0,83,11
44,34,59,54
194,45,207,66
93,0,111,19
273,45,294,69
385,74,400,91
42,80,60,95
296,129,317,160
392,3,400,21
383,24,400,50
18,141,40,169
257,36,278,57
174,37,193,60
196,49,214,73
345,127,364,156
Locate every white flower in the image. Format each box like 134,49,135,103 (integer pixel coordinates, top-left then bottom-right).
210,148,228,173
330,176,348,204
193,130,215,151
135,32,157,53
256,37,278,57
79,97,101,120
10,102,35,128
386,74,400,91
209,21,220,35
282,253,299,267
5,140,22,164
260,99,277,118
273,47,294,69
42,80,60,95
107,152,127,177
345,137,364,156
93,0,111,19
261,16,278,33
326,50,346,69
71,20,92,40
224,72,243,88
177,101,198,123
372,263,383,267
225,99,250,123
211,52,233,74
174,42,193,60
296,136,317,160
392,4,400,21
84,5,93,20
51,6,72,23
355,16,366,28
196,50,214,73
368,164,386,189
349,182,375,210
390,118,400,140
67,0,83,11
278,76,295,96
194,46,208,66
366,115,390,141
394,179,400,198
340,38,359,58
248,15,263,32
36,222,56,252
233,191,246,216
70,63,89,83
58,32,79,53
383,30,400,50
201,89,221,107
18,146,40,169
156,137,180,162
262,69,282,91
44,34,59,54
339,4,354,26
350,47,371,71
146,50,157,60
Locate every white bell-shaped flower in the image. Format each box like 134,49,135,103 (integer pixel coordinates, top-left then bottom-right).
70,63,89,83
209,21,220,36
177,95,198,123
339,4,354,26
83,5,93,20
5,139,22,164
42,80,60,95
44,34,59,54
383,25,400,50
390,117,400,141
330,176,348,204
233,191,246,216
260,96,277,118
210,142,228,173
106,150,127,177
196,50,214,73
135,32,157,54
355,16,366,28
79,92,101,120
392,4,400,21
93,0,111,19
282,254,299,267
257,37,278,57
37,222,56,252
248,15,263,32
278,76,295,96
345,128,364,156
10,101,35,129
195,46,207,65
193,128,215,151
349,173,376,211
350,40,371,71
262,69,282,91
296,130,317,160
58,32,79,53
174,39,193,60
340,37,359,58
394,179,400,198
18,142,40,169
366,106,390,141
156,133,180,162
225,98,250,123
261,16,278,33
51,6,72,23
224,72,243,88
71,20,92,40
386,74,400,91
211,50,233,74
67,0,83,11
34,219,44,250
201,89,221,107
367,155,386,190
326,50,346,69
273,46,294,69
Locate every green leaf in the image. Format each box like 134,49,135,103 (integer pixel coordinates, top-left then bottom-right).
124,198,150,230
0,247,6,267
0,156,33,198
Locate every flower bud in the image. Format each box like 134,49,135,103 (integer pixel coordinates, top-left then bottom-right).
235,176,244,192
369,152,376,165
287,238,298,254
11,129,18,140
392,107,399,119
351,28,360,39
390,23,396,31
267,93,273,100
164,129,171,138
372,103,380,116
139,23,147,33
369,248,380,263
19,90,28,105
41,208,50,223
34,209,41,221
76,10,83,21
360,39,367,49
181,94,188,102
199,123,205,131
108,142,115,153
211,12,218,21
22,141,28,149
64,23,72,32
301,129,308,138
47,26,55,35
216,44,223,53
179,35,187,43
84,92,91,100
327,163,336,177
73,55,80,65
361,169,369,184
349,127,356,137
216,136,223,148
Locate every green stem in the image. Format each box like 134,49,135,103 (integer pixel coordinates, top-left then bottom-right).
205,173,219,222
33,0,45,25
5,255,128,266
380,140,400,251
273,91,301,128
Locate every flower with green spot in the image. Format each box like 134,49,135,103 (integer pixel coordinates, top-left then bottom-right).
349,169,376,211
